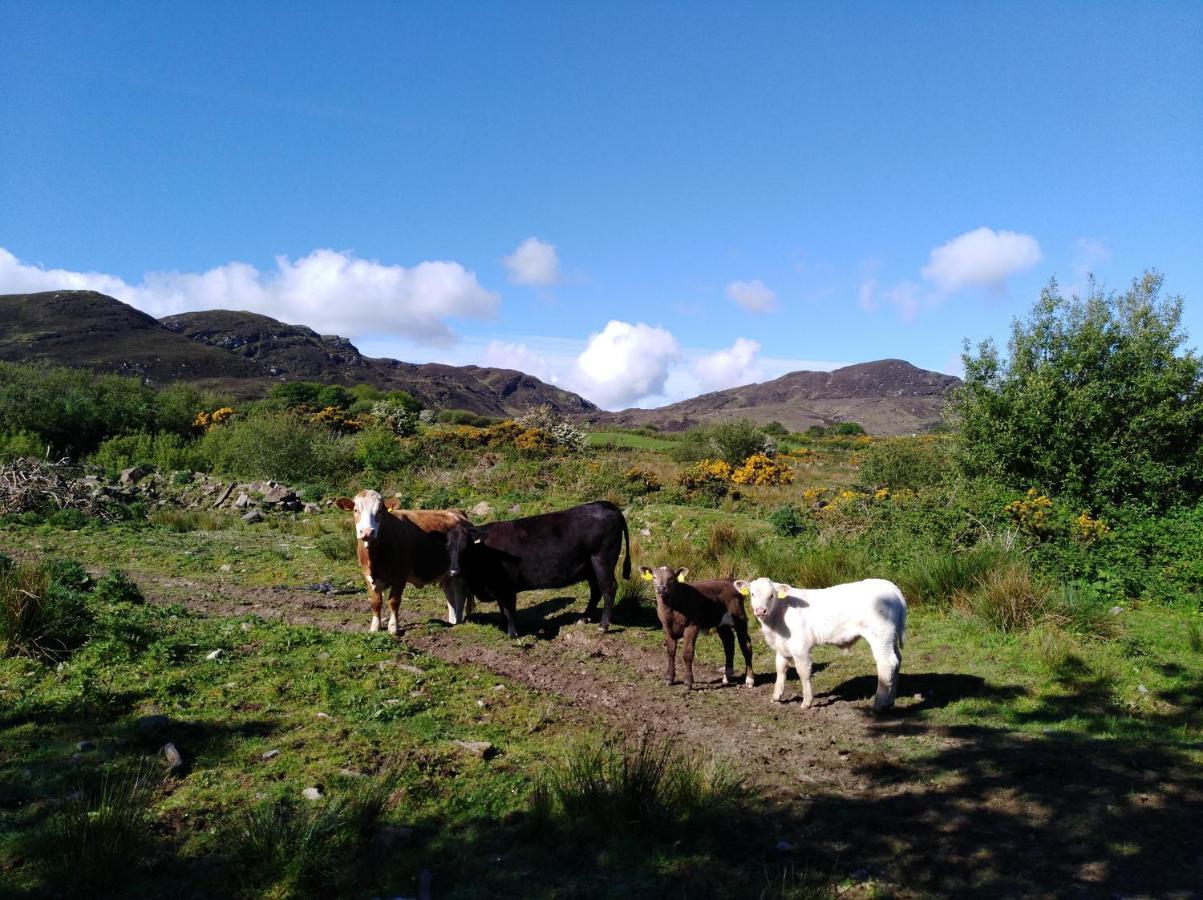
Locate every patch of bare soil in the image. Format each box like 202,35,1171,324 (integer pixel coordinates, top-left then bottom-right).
142,574,1203,898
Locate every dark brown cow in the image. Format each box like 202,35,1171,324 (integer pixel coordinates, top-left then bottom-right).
335,490,472,634
640,565,755,691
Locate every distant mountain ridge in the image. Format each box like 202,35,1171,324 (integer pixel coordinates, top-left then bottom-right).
0,290,958,433
0,291,596,417
588,359,958,435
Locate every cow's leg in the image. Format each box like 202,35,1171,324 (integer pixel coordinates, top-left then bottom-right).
772,652,790,702
593,555,618,633
734,617,756,687
681,624,700,690
442,576,469,625
580,570,602,625
717,625,736,685
871,637,901,713
499,592,519,639
387,585,403,636
662,627,678,685
367,583,384,632
797,651,815,709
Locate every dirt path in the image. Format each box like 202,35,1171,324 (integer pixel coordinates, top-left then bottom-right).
138,573,1203,897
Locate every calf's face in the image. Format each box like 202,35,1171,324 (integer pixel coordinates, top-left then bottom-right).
734,576,787,618
334,490,396,544
640,565,689,602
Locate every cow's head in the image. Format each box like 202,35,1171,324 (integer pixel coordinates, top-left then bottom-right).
639,565,689,602
335,490,399,544
445,522,488,578
733,576,789,619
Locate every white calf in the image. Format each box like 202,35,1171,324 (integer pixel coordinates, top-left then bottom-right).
736,576,907,713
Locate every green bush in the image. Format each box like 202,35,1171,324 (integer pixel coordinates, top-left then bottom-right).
954,271,1203,511
200,411,357,486
355,426,411,473
0,429,44,461
858,437,951,491
768,503,809,537
92,570,144,606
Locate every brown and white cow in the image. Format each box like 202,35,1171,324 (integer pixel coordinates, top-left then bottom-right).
335,490,473,634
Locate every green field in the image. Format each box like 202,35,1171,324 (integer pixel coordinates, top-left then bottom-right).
3,427,1201,898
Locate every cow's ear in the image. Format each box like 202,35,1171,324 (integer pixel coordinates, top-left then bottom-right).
675,567,689,581
734,580,750,597
639,566,653,581
384,497,400,511
775,583,790,600
335,498,354,510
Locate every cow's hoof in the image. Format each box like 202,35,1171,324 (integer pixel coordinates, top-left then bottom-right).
744,677,755,688
663,677,674,686
597,623,611,634
576,616,591,626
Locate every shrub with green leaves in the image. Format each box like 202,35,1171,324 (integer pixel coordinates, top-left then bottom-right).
954,271,1203,511
858,437,951,491
0,557,94,661
199,410,356,486
91,570,145,606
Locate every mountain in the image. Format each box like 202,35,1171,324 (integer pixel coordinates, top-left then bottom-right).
0,291,596,417
587,359,959,435
0,290,957,433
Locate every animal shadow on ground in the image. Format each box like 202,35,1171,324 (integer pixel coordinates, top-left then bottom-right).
791,662,1203,897
824,672,1014,715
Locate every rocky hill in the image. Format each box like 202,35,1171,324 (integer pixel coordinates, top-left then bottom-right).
0,291,596,417
0,290,956,433
588,359,958,435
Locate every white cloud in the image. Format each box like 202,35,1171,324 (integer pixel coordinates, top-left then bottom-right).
725,279,777,313
482,339,554,383
570,320,680,408
920,227,1042,293
857,277,879,312
692,338,763,392
502,236,561,286
0,246,497,344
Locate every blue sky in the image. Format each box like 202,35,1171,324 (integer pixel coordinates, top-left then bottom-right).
2,2,1200,408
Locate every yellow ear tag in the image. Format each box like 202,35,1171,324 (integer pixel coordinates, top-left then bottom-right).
641,570,653,581
776,586,789,600
738,585,750,597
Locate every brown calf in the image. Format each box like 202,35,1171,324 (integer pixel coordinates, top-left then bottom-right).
335,490,473,634
640,565,755,691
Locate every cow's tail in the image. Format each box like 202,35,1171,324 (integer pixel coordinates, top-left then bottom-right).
620,509,632,580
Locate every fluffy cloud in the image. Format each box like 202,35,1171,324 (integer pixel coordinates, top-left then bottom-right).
482,339,554,383
692,338,763,392
725,279,777,313
502,237,561,286
0,246,497,343
920,227,1042,292
570,320,680,408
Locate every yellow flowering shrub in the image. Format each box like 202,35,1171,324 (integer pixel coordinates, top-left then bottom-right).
1005,489,1055,537
731,452,795,486
311,405,363,433
677,458,732,490
1072,511,1111,543
624,466,662,493
873,487,890,501
193,407,236,430
801,487,826,505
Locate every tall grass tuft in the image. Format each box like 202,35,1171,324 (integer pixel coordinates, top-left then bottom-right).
227,771,398,897
1045,581,1118,639
39,764,157,894
899,544,1013,607
147,507,231,532
954,560,1049,632
705,521,758,563
531,733,740,843
0,559,92,660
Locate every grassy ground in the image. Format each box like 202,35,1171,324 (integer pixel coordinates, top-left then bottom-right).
2,441,1202,897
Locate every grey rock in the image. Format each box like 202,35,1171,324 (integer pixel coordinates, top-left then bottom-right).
241,509,264,523
120,465,152,486
262,749,280,760
77,740,95,752
452,740,495,759
1137,684,1149,694
220,563,232,573
262,485,294,505
162,742,185,775
233,492,250,509
1109,606,1124,616
205,649,222,660
470,501,492,518
303,502,322,514
302,786,323,801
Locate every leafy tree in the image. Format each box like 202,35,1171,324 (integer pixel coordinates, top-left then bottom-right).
953,271,1203,511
